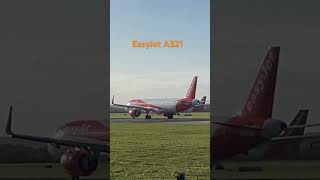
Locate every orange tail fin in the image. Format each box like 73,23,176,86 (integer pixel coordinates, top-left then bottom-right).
185,76,198,100
241,46,280,118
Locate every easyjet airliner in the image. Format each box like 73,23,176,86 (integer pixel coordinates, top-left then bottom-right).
192,96,208,112
211,46,320,169
112,76,206,119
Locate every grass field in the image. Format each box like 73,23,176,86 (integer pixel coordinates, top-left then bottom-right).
110,122,210,179
110,112,210,119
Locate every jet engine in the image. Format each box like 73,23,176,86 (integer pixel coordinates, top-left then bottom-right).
191,99,200,106
261,119,287,139
129,108,141,118
60,147,99,177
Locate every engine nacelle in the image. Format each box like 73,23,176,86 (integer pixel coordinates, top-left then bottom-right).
60,148,99,177
191,99,200,106
129,108,141,118
261,119,287,139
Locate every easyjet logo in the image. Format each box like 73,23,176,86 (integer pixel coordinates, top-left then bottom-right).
186,78,196,97
65,125,89,133
246,50,276,112
59,125,107,136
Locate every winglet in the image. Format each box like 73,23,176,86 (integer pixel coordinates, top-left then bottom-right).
112,95,115,105
6,106,14,135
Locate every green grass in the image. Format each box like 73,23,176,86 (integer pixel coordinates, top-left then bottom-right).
110,112,210,119
111,122,210,179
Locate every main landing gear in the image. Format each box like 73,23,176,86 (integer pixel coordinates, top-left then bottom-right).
167,114,173,119
145,114,151,119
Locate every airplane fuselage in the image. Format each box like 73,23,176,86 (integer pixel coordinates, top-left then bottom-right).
48,120,109,157
55,120,109,142
127,98,194,114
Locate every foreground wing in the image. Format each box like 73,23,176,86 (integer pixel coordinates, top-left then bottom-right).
271,134,320,143
286,123,320,129
6,106,109,153
212,120,320,143
211,120,261,131
212,121,320,132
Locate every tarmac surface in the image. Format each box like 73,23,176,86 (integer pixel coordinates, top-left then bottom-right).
110,118,210,124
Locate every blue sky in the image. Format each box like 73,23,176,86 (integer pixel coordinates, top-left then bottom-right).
111,0,210,103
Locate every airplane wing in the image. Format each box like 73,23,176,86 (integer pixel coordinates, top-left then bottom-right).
212,120,320,143
212,120,320,131
111,95,160,112
6,106,109,153
285,123,320,129
270,134,320,143
211,121,320,130
193,104,210,107
211,120,261,131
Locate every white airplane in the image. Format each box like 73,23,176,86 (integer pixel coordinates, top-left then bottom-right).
112,76,207,119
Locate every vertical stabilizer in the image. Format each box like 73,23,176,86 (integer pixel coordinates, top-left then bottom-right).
185,76,198,100
241,46,280,118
